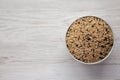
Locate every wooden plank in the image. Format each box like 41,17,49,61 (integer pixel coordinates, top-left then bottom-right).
0,0,120,80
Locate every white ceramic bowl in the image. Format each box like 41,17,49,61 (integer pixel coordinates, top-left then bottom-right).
66,16,114,65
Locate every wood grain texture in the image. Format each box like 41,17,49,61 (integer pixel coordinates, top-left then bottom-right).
0,0,120,80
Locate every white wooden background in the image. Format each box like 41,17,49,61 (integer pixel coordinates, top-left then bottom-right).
0,0,120,80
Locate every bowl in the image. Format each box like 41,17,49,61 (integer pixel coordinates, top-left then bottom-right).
66,16,114,64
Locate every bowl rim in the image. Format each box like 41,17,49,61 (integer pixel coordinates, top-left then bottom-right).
65,16,114,65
